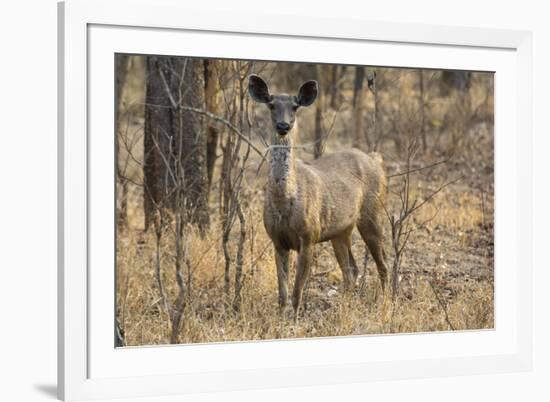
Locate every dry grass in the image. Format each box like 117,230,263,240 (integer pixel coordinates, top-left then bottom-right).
116,58,494,346
116,174,494,346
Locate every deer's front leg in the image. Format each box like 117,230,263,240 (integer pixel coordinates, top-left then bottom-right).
292,240,314,314
275,246,290,309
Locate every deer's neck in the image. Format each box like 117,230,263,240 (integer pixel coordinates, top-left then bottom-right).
268,136,297,204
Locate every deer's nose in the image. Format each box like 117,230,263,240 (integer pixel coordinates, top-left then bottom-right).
276,122,290,134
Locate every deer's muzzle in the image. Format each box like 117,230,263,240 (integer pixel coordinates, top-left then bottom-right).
276,122,290,135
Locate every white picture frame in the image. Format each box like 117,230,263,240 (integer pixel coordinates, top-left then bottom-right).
58,0,533,400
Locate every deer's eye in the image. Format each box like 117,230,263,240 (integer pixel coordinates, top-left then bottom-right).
292,104,299,111
268,103,275,110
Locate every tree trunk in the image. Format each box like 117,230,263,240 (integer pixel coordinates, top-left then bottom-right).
143,56,210,232
418,70,427,154
144,56,173,231
204,60,220,192
116,55,130,110
352,66,365,149
313,65,324,159
178,58,210,231
366,70,379,151
116,55,130,230
330,65,338,110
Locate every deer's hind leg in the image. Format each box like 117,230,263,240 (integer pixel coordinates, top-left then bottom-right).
357,214,388,291
331,230,356,291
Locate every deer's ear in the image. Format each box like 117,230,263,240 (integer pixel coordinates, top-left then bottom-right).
296,80,318,107
248,75,272,103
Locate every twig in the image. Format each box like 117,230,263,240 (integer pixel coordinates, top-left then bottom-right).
407,176,463,216
387,155,453,178
428,279,456,331
179,105,266,161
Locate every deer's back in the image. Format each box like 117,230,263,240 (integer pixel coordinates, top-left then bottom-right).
298,149,386,242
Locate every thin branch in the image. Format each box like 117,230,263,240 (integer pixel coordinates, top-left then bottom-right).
157,64,179,109
179,105,266,161
387,154,454,178
407,176,463,216
428,279,456,331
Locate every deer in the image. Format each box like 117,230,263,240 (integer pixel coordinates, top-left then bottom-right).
248,74,389,314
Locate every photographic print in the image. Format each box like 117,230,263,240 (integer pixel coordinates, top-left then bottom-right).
115,55,494,347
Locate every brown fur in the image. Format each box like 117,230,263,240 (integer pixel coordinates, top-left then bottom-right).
249,75,388,312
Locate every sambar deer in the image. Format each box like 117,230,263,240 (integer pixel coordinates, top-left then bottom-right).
248,74,388,313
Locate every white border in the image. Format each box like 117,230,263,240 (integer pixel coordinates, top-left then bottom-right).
59,0,533,400
89,25,517,379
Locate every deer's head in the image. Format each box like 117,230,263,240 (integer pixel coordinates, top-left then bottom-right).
248,74,318,136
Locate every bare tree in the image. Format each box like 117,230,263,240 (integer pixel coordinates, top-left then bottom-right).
385,137,461,298
115,54,131,347
141,56,213,342
116,54,131,230
145,57,207,343
216,61,253,312
204,59,221,191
